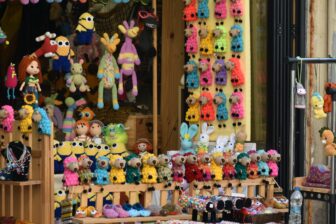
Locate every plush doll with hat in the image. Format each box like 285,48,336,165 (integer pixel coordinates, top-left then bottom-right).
78,154,94,185
199,58,212,87
267,149,281,177
94,156,110,185
0,105,15,132
62,156,80,187
185,24,198,54
180,122,198,153
157,154,173,187
215,0,227,19
213,58,227,86
198,0,209,19
247,150,260,179
257,150,270,177
184,152,203,184
183,0,198,21
109,154,126,184
75,12,96,46
199,25,213,56
125,153,142,184
320,127,336,156
185,93,200,123
213,21,228,53
184,59,199,89
235,153,251,180
133,138,153,155
199,92,216,121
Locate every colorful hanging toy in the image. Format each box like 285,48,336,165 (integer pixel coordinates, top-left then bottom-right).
198,0,209,19
319,127,336,156
230,24,244,53
180,122,198,153
214,92,228,121
226,57,245,86
229,90,244,120
184,59,199,89
213,22,228,53
53,36,74,74
312,92,327,118
75,12,95,46
213,58,227,86
199,58,212,87
199,92,216,121
183,0,198,22
5,63,17,100
215,0,227,19
199,25,213,56
185,93,200,123
185,24,198,54
230,0,244,22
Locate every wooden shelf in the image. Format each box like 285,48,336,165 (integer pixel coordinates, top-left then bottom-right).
293,177,330,194
0,180,42,186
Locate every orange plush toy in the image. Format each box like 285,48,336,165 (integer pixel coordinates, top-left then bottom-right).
320,127,336,156
323,82,336,113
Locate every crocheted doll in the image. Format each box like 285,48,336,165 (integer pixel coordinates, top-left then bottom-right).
213,59,227,86
215,0,227,19
312,92,327,118
213,22,228,53
71,141,85,158
54,141,73,174
295,82,306,109
184,152,203,184
109,154,126,184
63,97,86,141
157,154,173,187
180,122,198,153
103,123,128,145
185,93,200,123
5,63,18,100
257,150,270,177
197,152,212,182
52,36,74,74
200,92,216,121
75,12,95,46
67,59,90,93
199,58,212,87
199,25,213,56
197,122,215,154
94,156,110,185
18,105,34,133
0,105,15,132
214,92,229,121
110,142,129,158
230,24,244,53
132,138,153,155
79,107,95,122
63,156,79,187
172,153,186,183
32,107,52,135
198,0,209,19
184,59,199,89
210,151,225,182
30,32,57,58
230,0,244,21
222,153,237,180
89,120,104,145
235,153,251,180
140,153,158,184
229,91,244,119
226,57,245,86
84,143,99,172
267,149,281,177
247,150,260,179
183,0,197,21
73,120,91,143
78,154,94,184
125,153,142,184
185,24,198,54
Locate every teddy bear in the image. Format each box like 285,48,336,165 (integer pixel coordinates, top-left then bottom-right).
184,152,203,186
78,154,94,185
267,149,281,177
157,154,173,188
94,156,110,185
125,153,142,184
257,150,270,177
222,153,237,180
247,150,260,179
140,153,159,188
63,156,80,187
109,155,126,184
235,153,251,180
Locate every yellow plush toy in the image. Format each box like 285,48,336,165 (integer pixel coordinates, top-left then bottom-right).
210,151,225,182
320,127,336,156
18,105,34,133
53,36,75,74
75,12,95,46
71,141,85,158
54,189,66,220
140,153,158,185
96,144,111,158
312,92,327,119
109,154,126,184
110,142,129,157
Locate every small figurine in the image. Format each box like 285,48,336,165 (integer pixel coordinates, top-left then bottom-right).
78,154,94,185
267,149,281,177
75,12,95,46
67,59,90,93
171,153,186,187
197,122,215,153
199,92,216,121
214,92,229,121
32,107,52,135
125,153,142,185
213,21,228,53
94,156,110,185
222,153,237,180
225,58,245,87
18,105,34,133
44,94,63,130
198,0,209,19
89,120,104,145
230,0,244,22
183,0,197,21
157,154,173,188
185,24,198,54
5,63,18,100
73,120,91,142
197,152,212,185
320,127,336,156
79,107,95,121
235,153,251,180
132,138,153,155
180,122,198,153
62,156,80,187
312,92,326,118
184,59,199,89
71,141,85,158
84,143,99,172
210,151,225,183
184,152,203,184
229,90,244,120
109,154,126,184
215,0,227,19
0,105,15,132
213,58,227,86
230,24,244,53
199,24,213,56
199,58,212,87
52,36,75,74
185,93,200,123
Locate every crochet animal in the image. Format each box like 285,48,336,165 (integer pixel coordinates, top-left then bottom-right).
140,153,158,184
30,32,57,58
63,156,79,187
267,149,281,177
215,0,227,19
104,123,128,145
230,24,244,53
63,97,86,141
109,154,126,184
110,141,129,158
295,82,306,109
320,128,336,156
235,153,250,180
185,94,200,123
54,141,73,174
183,0,198,21
125,153,142,184
214,92,229,121
68,59,90,93
226,58,245,86
118,20,141,96
197,122,215,153
213,22,228,53
184,59,199,89
229,91,244,119
5,63,18,100
71,141,85,158
198,0,209,19
180,122,198,153
157,154,173,187
185,24,198,54
18,105,34,133
199,91,216,121
97,33,121,110
172,153,186,183
184,152,203,183
210,151,225,182
199,26,213,56
79,107,95,121
94,156,110,185
247,150,260,179
230,0,244,21
84,143,99,172
199,58,212,87
226,133,236,152
0,105,15,132
75,12,95,46
32,107,52,135
78,154,94,184
257,150,270,176
222,153,237,180
312,92,327,119
213,59,227,86
52,36,74,74
197,152,212,181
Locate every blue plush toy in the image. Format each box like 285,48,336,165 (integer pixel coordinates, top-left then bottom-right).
185,59,199,89
230,24,244,53
33,107,52,136
180,122,198,153
257,150,270,176
214,92,228,121
198,0,209,19
94,156,110,185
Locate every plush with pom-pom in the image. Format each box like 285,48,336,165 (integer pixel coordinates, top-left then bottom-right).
210,152,225,181
125,153,141,184
78,154,94,184
199,58,212,87
185,94,200,123
229,91,244,119
157,154,173,187
75,13,95,46
18,105,34,133
226,57,245,87
0,105,15,132
214,92,229,121
198,0,209,19
200,92,216,121
213,59,227,86
257,150,270,176
109,154,126,184
199,26,213,56
230,24,244,53
141,153,158,184
213,22,228,53
172,153,186,183
230,0,244,18
33,107,52,135
184,152,203,183
185,59,199,89
94,156,110,185
222,153,237,180
63,156,79,187
185,24,198,54
267,149,281,177
247,150,260,179
215,0,227,19
183,0,198,21
235,153,250,180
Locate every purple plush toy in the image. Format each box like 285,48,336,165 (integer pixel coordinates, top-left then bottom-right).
213,59,227,86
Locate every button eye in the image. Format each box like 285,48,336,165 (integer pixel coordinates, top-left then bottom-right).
104,146,109,150
72,142,77,147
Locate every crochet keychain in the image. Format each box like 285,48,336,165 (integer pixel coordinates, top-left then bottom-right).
198,0,210,19
183,0,198,21
75,12,95,46
213,21,228,54
199,22,214,56
185,24,198,54
311,64,327,118
294,59,306,109
215,0,227,19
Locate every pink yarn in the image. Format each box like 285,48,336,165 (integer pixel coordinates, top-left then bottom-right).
267,149,279,177
172,153,185,183
229,58,245,87
63,156,79,187
185,25,198,54
1,105,14,132
230,91,244,119
199,59,212,87
215,0,227,19
230,0,243,18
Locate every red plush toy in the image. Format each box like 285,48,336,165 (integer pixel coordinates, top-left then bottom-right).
222,153,237,180
199,92,216,121
184,152,203,183
183,0,198,22
247,150,260,179
30,32,58,58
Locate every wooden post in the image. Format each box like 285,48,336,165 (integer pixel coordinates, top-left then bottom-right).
152,0,158,154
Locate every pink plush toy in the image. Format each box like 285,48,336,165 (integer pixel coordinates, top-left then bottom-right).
0,105,15,132
63,156,80,187
267,149,281,177
229,91,244,119
172,153,186,183
185,24,198,54
226,57,245,87
199,58,212,87
222,153,237,180
21,0,39,4
5,63,17,100
215,0,227,19
230,0,244,18
247,150,260,179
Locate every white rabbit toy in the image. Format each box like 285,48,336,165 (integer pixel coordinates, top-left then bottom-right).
197,122,215,153
225,133,236,153
213,135,229,153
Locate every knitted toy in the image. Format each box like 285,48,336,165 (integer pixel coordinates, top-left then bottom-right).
235,153,250,180
110,142,129,158
312,92,327,119
125,153,142,184
295,82,306,109
44,94,63,130
235,125,247,152
96,144,111,158
84,143,99,172
247,150,260,179
62,156,79,187
109,154,126,184
54,189,66,220
172,153,186,183
230,0,244,21
52,36,74,74
94,156,110,185
185,59,199,89
213,59,227,86
73,120,91,143
118,20,141,96
180,122,198,153
185,24,198,54
210,151,225,182
229,91,244,119
157,154,173,187
225,133,236,152
199,58,212,87
198,0,209,19
67,59,90,93
197,122,215,153
213,22,228,53
132,138,153,155
257,150,270,176
0,105,15,132
183,0,198,21
199,25,213,56
267,149,281,177
18,105,34,133
104,123,128,145
185,93,200,123
140,153,158,184
320,128,336,156
54,141,73,174
75,12,95,46
32,107,52,135
214,92,229,121
197,152,211,181
199,92,216,121
184,152,203,183
215,0,227,19
89,120,103,145
323,82,336,113
71,141,85,158
230,24,244,53
79,107,95,122
5,63,18,100
97,33,120,110
222,153,237,180
30,32,58,58
78,154,93,184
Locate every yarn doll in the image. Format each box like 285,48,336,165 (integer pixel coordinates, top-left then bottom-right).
78,154,94,184
94,156,110,185
157,154,173,188
32,107,52,135
210,151,225,184
294,82,306,109
132,138,153,155
96,144,111,158
226,58,245,86
18,105,34,133
213,59,227,86
67,59,90,93
30,32,57,58
247,150,260,179
73,120,91,142
320,128,336,156
110,142,129,158
185,24,198,54
118,20,141,96
229,91,244,119
62,156,79,187
197,152,212,189
199,58,212,87
197,122,215,153
109,154,126,184
230,0,244,22
257,150,270,176
222,153,237,180
84,143,99,172
184,59,199,89
125,153,142,184
172,153,185,189
97,33,121,110
235,125,247,152
199,92,216,121
89,120,104,145
214,92,229,121
185,93,200,123
312,92,326,118
213,22,228,53
215,0,227,19
5,63,18,100
180,122,198,153
75,12,95,46
267,149,281,177
230,24,244,53
54,141,73,174
199,25,213,56
79,107,95,122
184,152,203,184
54,189,66,221
52,36,74,74
44,94,63,130
71,141,85,158
104,123,128,145
198,0,209,19
0,105,15,132
140,153,158,190
235,153,251,180
183,0,197,21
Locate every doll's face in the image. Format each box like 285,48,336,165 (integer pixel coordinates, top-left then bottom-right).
26,61,40,76
137,143,148,152
90,123,102,137
76,123,89,135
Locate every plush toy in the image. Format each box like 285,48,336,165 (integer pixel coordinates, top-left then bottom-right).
214,92,229,121
229,91,244,119
63,156,79,187
0,105,15,132
197,122,215,153
184,59,199,89
198,0,209,19
94,156,110,185
71,141,85,158
52,36,74,74
235,153,251,180
140,153,158,184
257,150,270,176
44,94,63,130
184,152,203,183
172,153,186,183
235,125,247,151
230,24,244,53
247,150,260,179
199,25,213,56
180,122,198,153
5,63,18,100
104,123,128,145
185,24,198,54
197,152,212,182
222,153,237,180
0,27,8,45
132,138,153,155
323,82,336,113
199,58,212,87
54,189,66,220
226,58,245,86
118,20,141,96
110,142,129,157
157,154,173,187
294,82,306,109
89,120,104,145
79,107,95,122
230,0,244,21
55,141,73,174
84,143,99,172
75,12,95,46
30,32,58,58
213,22,228,53
186,93,200,123
199,92,216,121
215,0,227,19
267,149,281,177
226,133,236,152
97,33,120,110
18,105,34,133
213,59,227,86
210,151,225,182
125,153,142,184
320,128,336,156
183,0,198,21
32,107,52,135
73,120,91,142
67,59,90,93
109,154,126,184
78,154,94,184
96,144,111,158
312,92,326,118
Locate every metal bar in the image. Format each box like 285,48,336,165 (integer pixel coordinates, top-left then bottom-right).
289,67,296,191
288,57,336,63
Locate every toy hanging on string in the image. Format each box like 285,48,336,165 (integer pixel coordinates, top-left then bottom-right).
75,13,95,46
312,65,327,118
5,63,17,100
294,60,306,109
319,127,336,156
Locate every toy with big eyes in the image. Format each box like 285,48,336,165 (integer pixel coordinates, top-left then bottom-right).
79,107,95,121
71,141,85,158
183,0,198,22
230,0,244,23
214,0,227,19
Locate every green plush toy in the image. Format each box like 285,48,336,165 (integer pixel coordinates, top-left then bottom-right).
125,153,142,184
235,152,251,180
103,123,128,145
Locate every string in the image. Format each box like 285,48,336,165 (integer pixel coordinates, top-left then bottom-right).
296,57,303,83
